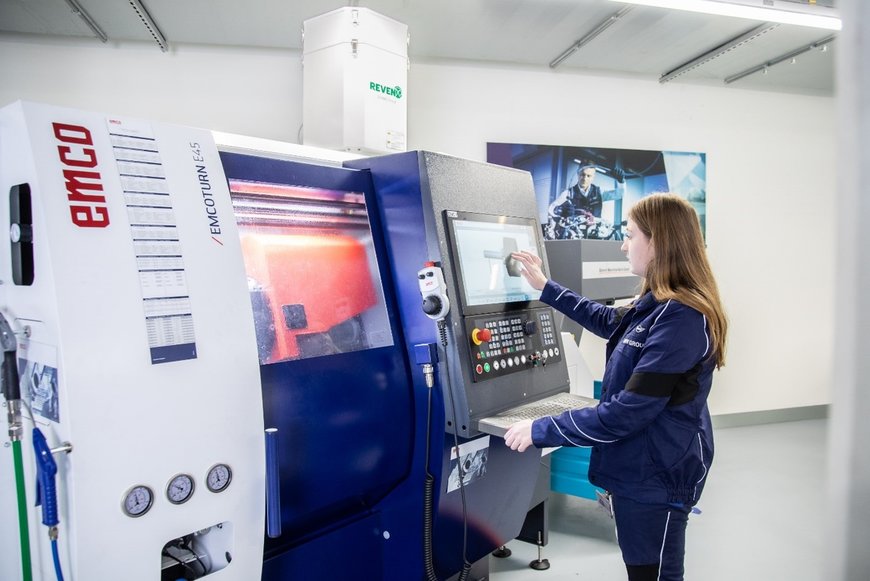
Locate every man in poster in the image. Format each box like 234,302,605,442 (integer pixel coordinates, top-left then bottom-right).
547,161,604,239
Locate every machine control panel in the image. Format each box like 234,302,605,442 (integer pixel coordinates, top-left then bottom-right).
464,306,561,381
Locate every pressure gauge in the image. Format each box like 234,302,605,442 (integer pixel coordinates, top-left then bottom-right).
122,485,154,518
206,463,232,493
166,474,195,505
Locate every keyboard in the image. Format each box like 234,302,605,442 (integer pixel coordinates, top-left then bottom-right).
475,392,597,437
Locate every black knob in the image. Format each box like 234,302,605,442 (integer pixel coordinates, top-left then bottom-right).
422,295,442,316
523,321,538,336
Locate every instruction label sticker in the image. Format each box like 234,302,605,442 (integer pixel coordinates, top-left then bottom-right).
107,118,197,364
446,435,490,493
16,341,60,424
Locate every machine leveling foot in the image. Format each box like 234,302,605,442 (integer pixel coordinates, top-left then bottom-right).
529,538,550,571
491,545,512,558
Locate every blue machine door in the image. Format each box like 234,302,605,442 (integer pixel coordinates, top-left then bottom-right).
219,152,418,565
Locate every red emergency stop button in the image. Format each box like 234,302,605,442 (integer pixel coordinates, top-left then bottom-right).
471,327,493,345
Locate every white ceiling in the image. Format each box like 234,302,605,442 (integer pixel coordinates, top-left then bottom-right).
0,0,838,96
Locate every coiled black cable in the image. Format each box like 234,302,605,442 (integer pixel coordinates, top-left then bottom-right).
423,378,438,581
442,320,473,580
422,318,473,581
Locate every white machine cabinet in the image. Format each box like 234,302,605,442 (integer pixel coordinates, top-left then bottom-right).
0,101,265,580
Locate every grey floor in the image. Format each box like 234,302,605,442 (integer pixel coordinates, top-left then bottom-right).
489,418,827,580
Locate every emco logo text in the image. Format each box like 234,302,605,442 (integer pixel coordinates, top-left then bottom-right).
53,122,110,228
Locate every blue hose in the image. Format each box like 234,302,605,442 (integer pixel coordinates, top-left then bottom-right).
51,538,64,581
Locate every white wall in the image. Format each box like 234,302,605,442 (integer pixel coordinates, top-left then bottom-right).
406,60,836,416
0,35,304,142
0,34,836,416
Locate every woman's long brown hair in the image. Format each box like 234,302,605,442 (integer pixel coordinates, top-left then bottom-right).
629,194,728,368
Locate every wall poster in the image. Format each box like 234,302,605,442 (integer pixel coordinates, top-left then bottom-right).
487,143,707,241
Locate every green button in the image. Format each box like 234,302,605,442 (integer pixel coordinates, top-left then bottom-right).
484,363,491,373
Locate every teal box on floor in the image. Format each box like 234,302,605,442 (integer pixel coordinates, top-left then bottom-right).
550,447,603,500
550,381,604,500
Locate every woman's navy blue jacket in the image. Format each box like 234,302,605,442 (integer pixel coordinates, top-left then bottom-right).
532,280,715,506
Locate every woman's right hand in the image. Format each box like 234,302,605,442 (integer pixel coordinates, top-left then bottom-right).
504,419,534,452
510,251,548,290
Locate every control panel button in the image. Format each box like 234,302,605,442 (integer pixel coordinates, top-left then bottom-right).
471,327,493,345
466,308,562,382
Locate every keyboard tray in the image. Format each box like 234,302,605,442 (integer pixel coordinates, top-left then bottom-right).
475,392,597,438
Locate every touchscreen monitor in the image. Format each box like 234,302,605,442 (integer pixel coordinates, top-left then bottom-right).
445,210,544,315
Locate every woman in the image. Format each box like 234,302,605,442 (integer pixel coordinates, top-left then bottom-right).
505,193,727,581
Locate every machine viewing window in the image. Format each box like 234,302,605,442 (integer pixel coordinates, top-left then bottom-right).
229,179,394,365
445,210,544,315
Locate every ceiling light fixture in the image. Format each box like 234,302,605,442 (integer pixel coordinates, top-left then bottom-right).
607,0,841,31
63,0,108,43
549,6,634,69
659,22,777,83
128,0,168,52
724,34,836,84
